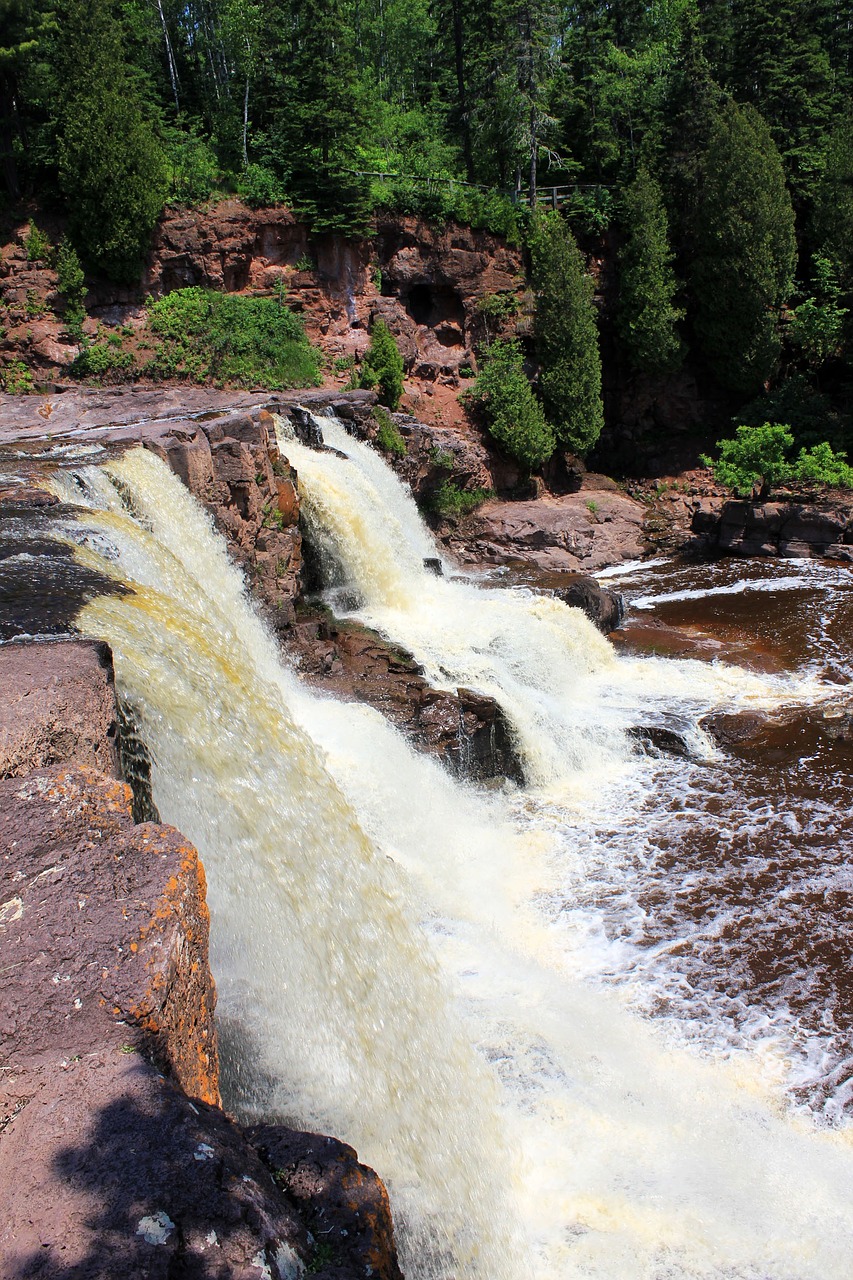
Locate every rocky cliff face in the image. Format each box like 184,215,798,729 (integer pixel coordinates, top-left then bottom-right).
0,639,403,1280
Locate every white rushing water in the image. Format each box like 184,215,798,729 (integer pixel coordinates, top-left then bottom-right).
50,443,853,1280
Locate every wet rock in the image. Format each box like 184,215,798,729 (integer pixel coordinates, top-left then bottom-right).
285,613,524,783
423,556,443,576
701,711,769,748
627,724,693,758
554,576,624,633
0,639,120,779
249,1125,404,1280
283,405,323,449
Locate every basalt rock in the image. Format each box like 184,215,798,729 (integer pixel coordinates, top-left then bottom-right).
286,613,524,784
0,639,120,779
447,490,647,573
0,643,404,1279
691,497,853,559
554,576,624,634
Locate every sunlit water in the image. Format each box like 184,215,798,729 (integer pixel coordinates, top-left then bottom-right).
41,434,853,1280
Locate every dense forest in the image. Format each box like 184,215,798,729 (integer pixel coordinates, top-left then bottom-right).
2,0,852,458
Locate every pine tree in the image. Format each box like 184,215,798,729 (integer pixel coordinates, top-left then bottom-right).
529,211,604,456
617,168,684,375
56,0,167,283
690,100,796,393
275,0,371,234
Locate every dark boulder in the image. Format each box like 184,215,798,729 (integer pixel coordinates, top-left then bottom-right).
555,575,625,633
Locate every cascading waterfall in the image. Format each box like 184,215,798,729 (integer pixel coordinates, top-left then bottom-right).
49,444,853,1280
282,411,831,790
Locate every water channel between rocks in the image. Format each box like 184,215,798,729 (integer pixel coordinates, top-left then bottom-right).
34,418,853,1280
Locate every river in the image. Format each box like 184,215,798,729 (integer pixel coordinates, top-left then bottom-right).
34,422,853,1279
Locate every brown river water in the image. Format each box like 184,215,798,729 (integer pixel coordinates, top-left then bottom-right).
542,554,853,1121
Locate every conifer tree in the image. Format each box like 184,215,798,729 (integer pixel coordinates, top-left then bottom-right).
617,168,684,375
529,211,604,456
690,100,796,393
56,0,167,283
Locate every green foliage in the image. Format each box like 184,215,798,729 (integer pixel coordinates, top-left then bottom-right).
701,422,794,497
145,288,322,388
429,445,454,469
528,211,604,457
374,406,407,456
360,319,404,409
55,236,86,340
56,0,168,284
0,359,34,393
25,289,44,319
470,337,555,472
617,169,684,375
25,221,52,263
690,100,796,393
790,256,848,367
813,114,853,291
162,125,220,205
369,177,524,242
237,163,287,208
738,375,846,447
429,480,493,518
70,341,136,381
793,441,853,487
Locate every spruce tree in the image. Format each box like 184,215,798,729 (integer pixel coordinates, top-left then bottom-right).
56,0,167,284
690,100,796,393
275,0,371,235
529,211,604,456
617,168,684,375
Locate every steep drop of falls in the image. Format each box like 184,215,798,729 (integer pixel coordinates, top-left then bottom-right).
282,412,830,791
49,446,853,1280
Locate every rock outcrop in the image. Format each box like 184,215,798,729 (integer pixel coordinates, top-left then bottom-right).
0,639,120,778
446,488,647,573
287,613,523,783
691,496,853,560
0,640,404,1279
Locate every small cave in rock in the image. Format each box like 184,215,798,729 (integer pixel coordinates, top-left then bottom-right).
405,282,465,331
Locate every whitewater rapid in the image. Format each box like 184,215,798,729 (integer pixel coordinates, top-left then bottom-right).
48,440,853,1280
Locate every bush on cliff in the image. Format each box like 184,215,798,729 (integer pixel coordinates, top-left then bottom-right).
470,338,555,472
145,289,321,389
702,422,853,497
360,319,404,409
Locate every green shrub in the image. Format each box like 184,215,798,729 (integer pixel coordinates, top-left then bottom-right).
26,290,44,319
360,318,404,408
25,221,52,263
429,480,493,518
162,125,219,204
1,359,34,394
793,441,853,487
374,406,406,456
701,423,795,497
470,337,555,472
703,423,853,495
55,237,86,340
238,163,288,209
70,341,136,380
429,445,454,469
145,288,322,389
369,177,524,244
738,376,844,446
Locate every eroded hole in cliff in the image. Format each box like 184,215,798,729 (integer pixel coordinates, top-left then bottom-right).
405,282,465,331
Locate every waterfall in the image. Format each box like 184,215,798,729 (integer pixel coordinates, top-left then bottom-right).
50,446,853,1280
